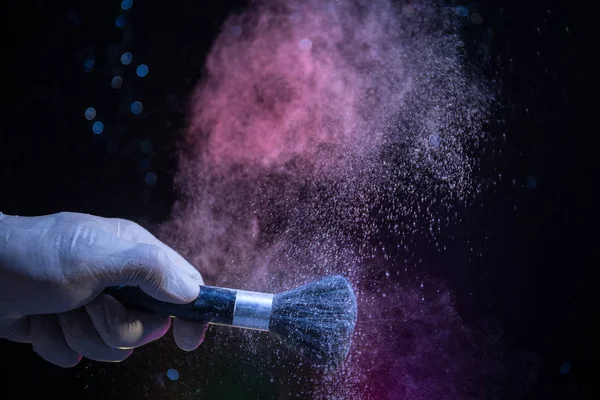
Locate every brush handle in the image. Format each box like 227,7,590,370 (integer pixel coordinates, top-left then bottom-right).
104,285,274,331
105,285,236,325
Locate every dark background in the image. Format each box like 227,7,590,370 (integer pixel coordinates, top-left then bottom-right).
0,0,589,399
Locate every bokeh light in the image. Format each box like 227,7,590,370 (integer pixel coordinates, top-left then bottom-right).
145,172,157,186
560,362,571,374
526,176,538,190
456,6,468,17
111,76,123,89
92,121,104,134
84,107,96,120
120,52,132,65
166,368,179,381
115,15,126,28
136,64,149,77
121,0,132,10
83,56,95,72
130,101,143,115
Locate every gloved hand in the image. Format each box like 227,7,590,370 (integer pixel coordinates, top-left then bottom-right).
0,211,207,367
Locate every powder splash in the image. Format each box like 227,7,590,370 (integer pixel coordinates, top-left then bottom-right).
157,0,535,398
185,0,409,177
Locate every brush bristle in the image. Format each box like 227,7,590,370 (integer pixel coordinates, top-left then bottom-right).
269,275,357,370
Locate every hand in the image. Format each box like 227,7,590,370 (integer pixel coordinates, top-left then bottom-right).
0,211,207,367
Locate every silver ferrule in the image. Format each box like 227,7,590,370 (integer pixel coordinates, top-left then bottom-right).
231,290,274,331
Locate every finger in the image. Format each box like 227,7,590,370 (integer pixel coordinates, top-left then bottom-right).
30,315,82,368
113,218,204,285
155,244,204,285
85,294,171,349
103,242,200,304
173,318,208,351
0,317,30,343
57,307,132,362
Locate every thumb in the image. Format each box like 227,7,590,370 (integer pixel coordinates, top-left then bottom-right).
102,242,201,304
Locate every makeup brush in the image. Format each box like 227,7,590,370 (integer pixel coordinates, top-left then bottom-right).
106,275,357,370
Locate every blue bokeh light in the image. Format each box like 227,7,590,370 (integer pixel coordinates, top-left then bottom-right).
136,64,149,77
145,173,158,186
559,362,570,374
130,101,143,115
84,107,96,120
111,76,123,89
456,6,468,17
92,121,104,134
116,15,126,27
84,56,95,72
121,52,132,65
166,368,179,381
121,0,133,10
526,176,537,190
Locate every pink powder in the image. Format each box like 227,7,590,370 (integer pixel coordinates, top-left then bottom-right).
156,1,533,398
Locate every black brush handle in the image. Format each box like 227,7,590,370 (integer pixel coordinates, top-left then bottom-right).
104,285,237,325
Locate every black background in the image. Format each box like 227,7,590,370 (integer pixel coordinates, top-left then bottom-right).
0,0,589,399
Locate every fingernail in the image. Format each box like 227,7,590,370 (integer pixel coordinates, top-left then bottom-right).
178,336,197,351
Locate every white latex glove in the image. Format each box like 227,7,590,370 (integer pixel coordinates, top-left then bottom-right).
0,211,207,367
